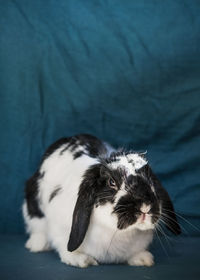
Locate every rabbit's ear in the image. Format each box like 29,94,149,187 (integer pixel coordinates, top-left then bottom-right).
156,184,181,235
67,165,100,252
67,195,94,252
142,164,181,235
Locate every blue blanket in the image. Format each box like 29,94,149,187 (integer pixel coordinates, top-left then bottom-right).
0,0,199,238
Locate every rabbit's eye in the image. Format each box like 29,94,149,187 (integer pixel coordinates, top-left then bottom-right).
109,178,117,190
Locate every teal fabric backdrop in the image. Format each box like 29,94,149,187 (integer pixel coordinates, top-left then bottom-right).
0,0,200,237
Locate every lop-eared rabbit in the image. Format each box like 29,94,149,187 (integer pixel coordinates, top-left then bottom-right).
23,134,181,267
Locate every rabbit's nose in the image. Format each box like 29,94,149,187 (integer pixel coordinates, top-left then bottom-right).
140,203,151,214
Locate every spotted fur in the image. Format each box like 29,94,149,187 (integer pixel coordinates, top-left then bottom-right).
23,134,181,268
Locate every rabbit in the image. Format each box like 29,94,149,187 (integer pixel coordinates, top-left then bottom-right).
23,134,181,268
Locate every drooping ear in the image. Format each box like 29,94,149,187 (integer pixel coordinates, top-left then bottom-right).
67,195,94,252
67,165,100,252
143,164,181,235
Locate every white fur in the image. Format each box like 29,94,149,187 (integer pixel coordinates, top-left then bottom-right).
108,154,147,175
128,251,154,266
80,203,153,264
23,145,154,268
114,182,127,205
140,203,151,214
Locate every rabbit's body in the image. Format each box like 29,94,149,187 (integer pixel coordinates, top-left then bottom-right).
23,134,180,267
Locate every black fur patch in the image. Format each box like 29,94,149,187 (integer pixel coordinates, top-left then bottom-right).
60,137,77,155
43,134,108,160
104,152,122,164
114,171,160,230
115,195,138,230
70,134,108,159
49,186,62,202
73,151,84,159
25,171,44,218
42,137,71,161
68,163,119,251
139,164,181,235
78,164,117,206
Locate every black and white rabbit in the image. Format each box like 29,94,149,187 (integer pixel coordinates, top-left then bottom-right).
23,134,181,267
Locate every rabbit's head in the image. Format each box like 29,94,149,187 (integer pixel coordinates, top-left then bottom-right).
68,152,181,252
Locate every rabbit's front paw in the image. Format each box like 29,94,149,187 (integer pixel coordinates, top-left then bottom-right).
61,251,98,268
25,233,50,252
128,251,154,267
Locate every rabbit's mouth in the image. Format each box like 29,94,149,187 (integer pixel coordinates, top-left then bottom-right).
135,212,158,231
135,203,161,231
116,211,158,231
114,200,161,230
